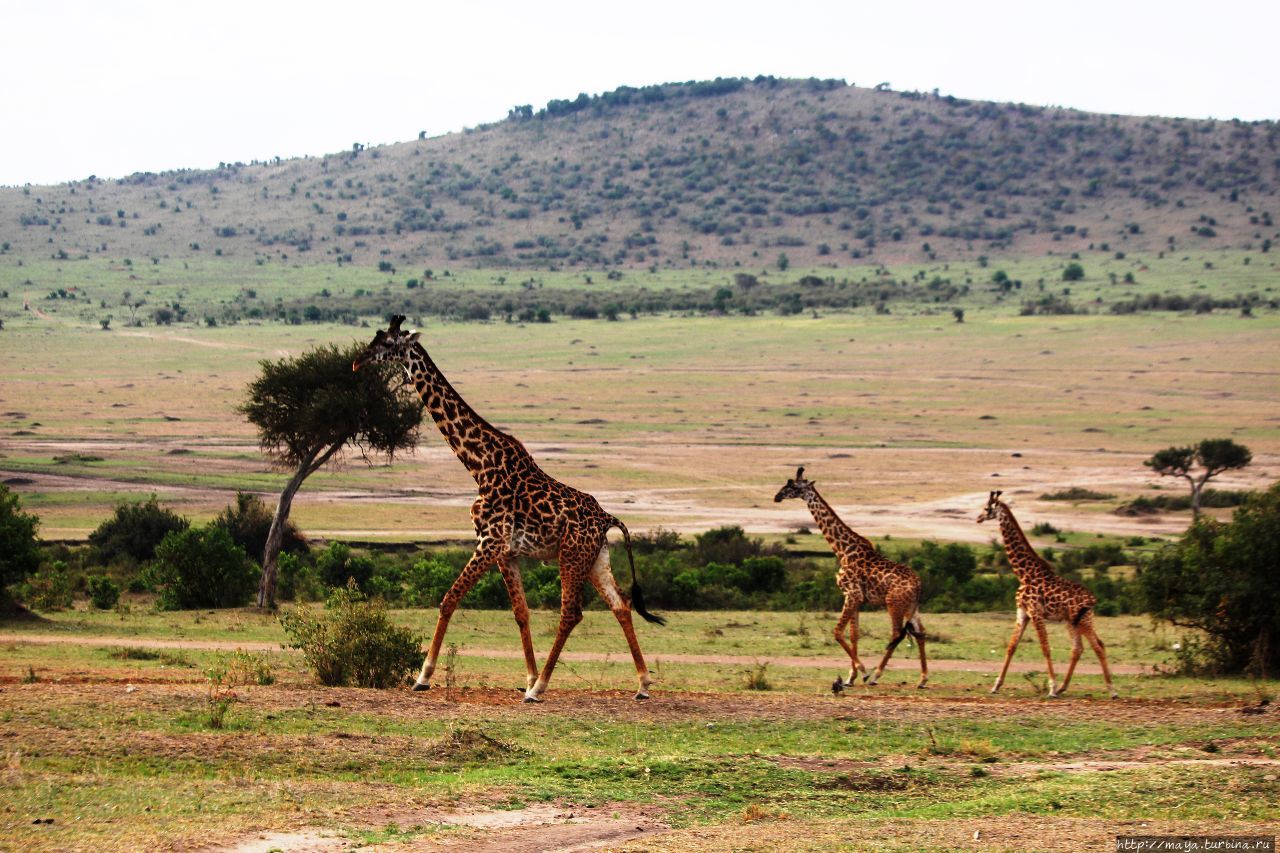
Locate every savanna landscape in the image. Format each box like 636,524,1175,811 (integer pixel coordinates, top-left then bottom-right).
1,78,1278,851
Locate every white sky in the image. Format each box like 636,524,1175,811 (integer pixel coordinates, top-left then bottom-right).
4,0,1276,187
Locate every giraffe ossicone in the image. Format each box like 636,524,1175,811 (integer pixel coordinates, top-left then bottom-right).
774,465,928,690
355,315,664,703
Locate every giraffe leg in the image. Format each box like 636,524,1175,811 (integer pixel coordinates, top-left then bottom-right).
991,608,1029,694
1080,615,1118,699
1033,618,1059,697
498,554,539,691
866,607,910,686
911,611,928,689
414,543,498,691
832,597,864,685
586,544,652,700
1058,621,1084,696
525,551,590,703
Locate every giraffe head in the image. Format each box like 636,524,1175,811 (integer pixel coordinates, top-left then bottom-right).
353,314,420,372
976,490,1004,523
773,466,816,503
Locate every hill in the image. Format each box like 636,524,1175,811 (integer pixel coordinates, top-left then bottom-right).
3,77,1278,273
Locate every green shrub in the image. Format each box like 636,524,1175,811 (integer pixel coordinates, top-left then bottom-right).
86,575,121,610
146,526,259,610
1140,483,1280,674
316,542,376,590
277,551,324,602
279,583,422,687
0,484,40,598
210,492,307,566
18,561,74,611
1040,487,1115,501
89,495,188,564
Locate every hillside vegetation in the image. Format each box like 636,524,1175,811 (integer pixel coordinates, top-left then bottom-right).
3,77,1278,276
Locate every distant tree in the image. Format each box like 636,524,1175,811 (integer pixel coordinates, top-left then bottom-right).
0,484,40,607
952,308,965,323
1145,439,1253,518
239,343,422,607
1062,262,1085,281
776,252,790,271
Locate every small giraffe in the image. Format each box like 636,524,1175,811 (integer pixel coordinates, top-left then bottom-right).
354,316,664,702
774,467,928,688
978,490,1117,698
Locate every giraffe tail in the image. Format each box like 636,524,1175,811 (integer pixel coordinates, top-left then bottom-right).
609,517,666,626
1071,605,1092,627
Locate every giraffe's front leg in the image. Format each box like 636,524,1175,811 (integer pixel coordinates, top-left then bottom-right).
992,608,1029,694
1033,618,1059,697
415,544,497,691
498,554,539,691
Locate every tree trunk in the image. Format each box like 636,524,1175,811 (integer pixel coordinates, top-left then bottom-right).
257,460,314,608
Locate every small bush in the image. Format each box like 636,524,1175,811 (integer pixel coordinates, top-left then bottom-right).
277,551,325,602
146,526,259,610
316,541,376,590
210,492,306,566
279,583,422,687
1040,487,1115,502
1030,522,1060,536
19,561,74,611
86,575,121,610
89,495,188,564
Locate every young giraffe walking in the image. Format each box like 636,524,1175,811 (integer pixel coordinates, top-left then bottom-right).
978,490,1117,698
354,316,664,703
774,467,928,688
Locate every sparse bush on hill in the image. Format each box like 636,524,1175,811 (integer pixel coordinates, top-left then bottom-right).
86,575,121,610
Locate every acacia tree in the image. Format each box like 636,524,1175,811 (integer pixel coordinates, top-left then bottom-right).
1145,438,1253,518
240,343,422,607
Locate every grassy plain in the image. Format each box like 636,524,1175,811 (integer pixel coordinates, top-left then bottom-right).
1,266,1277,543
2,606,1277,850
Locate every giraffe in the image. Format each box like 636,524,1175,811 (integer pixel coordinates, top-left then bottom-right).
978,490,1117,699
353,315,665,703
774,467,928,689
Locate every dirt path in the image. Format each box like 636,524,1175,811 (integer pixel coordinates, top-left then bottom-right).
0,633,1147,676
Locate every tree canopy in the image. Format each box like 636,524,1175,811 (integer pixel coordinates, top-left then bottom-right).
1145,439,1252,516
239,342,423,606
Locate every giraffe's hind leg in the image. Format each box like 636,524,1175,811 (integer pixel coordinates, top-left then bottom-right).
1079,613,1118,698
416,542,499,691
586,543,653,700
1058,620,1085,696
910,610,928,689
525,546,591,703
866,603,912,686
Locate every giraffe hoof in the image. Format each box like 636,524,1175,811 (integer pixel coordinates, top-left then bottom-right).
411,682,430,692
522,695,542,704
634,691,650,701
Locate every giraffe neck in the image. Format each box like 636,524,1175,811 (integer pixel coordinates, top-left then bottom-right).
804,489,878,561
996,503,1049,580
404,343,524,481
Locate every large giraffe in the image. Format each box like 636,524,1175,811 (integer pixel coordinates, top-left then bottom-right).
774,467,928,688
978,490,1117,698
354,315,664,702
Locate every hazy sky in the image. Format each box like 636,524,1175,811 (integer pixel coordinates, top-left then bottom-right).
4,0,1276,187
